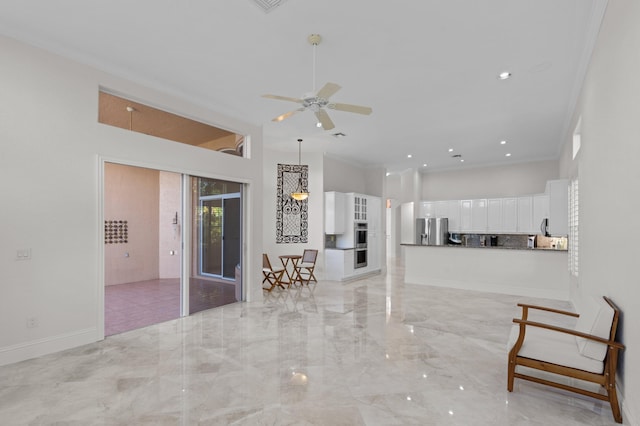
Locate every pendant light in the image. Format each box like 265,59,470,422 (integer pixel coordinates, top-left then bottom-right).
290,138,309,201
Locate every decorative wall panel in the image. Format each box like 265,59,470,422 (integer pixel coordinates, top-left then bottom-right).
105,220,128,244
276,164,308,243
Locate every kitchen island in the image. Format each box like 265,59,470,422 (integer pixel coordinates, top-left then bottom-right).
403,244,569,299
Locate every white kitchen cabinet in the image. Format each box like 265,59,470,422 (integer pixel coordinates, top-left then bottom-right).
517,196,533,234
336,193,355,248
324,249,355,281
471,199,488,232
546,179,569,236
533,194,549,234
447,200,461,232
419,201,435,218
366,196,382,271
502,198,518,232
324,191,346,234
460,200,472,231
354,195,367,221
487,199,502,232
435,201,448,218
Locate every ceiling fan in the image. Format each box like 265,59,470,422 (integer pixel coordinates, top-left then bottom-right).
262,34,372,131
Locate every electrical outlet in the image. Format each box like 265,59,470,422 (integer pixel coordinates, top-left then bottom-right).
16,249,32,261
26,317,38,328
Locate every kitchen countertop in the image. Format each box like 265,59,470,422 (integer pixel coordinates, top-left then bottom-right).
325,247,354,250
401,243,568,252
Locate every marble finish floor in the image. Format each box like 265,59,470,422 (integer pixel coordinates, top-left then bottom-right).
0,262,621,425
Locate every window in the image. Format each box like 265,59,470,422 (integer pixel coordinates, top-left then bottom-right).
569,179,579,276
98,90,246,157
572,117,582,159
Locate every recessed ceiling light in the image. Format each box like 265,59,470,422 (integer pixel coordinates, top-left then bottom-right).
448,148,454,152
423,163,427,167
498,71,512,80
500,140,507,145
460,159,465,162
316,122,322,128
505,153,512,157
407,154,412,158
386,172,390,176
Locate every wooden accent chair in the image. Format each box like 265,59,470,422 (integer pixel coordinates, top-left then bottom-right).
262,254,285,292
507,296,625,423
294,249,318,285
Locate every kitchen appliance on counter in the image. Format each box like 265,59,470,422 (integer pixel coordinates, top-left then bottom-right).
416,217,449,246
540,218,550,236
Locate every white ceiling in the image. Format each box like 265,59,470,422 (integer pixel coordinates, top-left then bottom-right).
0,0,607,173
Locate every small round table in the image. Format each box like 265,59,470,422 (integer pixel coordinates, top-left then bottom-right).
278,254,302,286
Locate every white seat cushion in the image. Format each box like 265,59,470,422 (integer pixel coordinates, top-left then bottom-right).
575,297,614,361
508,325,604,374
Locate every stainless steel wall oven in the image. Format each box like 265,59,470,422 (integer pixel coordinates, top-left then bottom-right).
354,222,367,268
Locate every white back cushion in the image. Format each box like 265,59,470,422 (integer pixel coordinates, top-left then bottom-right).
575,297,614,361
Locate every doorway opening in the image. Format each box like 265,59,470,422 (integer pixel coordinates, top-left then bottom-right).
103,164,244,335
189,176,242,314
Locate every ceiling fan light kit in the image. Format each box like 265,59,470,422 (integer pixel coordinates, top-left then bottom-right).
262,34,372,131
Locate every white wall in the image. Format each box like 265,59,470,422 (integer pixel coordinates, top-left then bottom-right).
322,155,366,193
0,35,263,366
159,171,181,279
566,2,640,423
364,167,385,197
262,148,325,278
104,163,160,286
421,160,558,200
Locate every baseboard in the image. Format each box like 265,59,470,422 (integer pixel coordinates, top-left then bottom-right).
339,269,381,282
0,327,97,367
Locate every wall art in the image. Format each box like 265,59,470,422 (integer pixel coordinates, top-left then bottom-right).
276,163,308,243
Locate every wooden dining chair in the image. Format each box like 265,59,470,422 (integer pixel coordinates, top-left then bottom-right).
262,253,285,291
294,249,318,285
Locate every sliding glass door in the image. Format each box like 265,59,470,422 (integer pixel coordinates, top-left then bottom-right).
190,177,242,314
199,195,240,279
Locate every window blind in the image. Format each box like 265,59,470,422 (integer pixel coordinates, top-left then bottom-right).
569,179,579,276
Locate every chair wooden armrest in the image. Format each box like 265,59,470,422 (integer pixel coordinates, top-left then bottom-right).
512,318,624,349
517,303,580,318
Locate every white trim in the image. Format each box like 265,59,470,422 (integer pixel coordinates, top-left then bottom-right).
181,174,191,316
0,328,97,367
96,156,106,340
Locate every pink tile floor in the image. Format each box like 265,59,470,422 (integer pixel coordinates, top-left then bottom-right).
105,278,238,336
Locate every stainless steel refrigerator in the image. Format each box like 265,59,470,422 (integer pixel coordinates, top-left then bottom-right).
416,217,449,245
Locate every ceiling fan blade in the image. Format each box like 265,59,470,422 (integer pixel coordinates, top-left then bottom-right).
316,82,341,100
328,102,373,115
262,94,304,104
272,108,306,122
315,109,335,131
